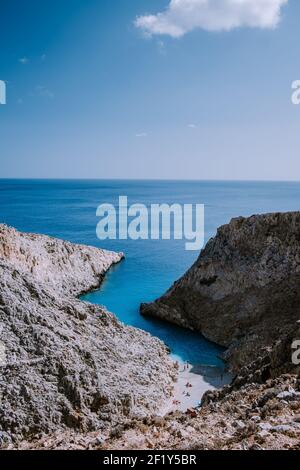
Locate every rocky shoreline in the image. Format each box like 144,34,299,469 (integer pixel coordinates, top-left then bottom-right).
0,225,176,446
1,212,300,450
141,212,300,379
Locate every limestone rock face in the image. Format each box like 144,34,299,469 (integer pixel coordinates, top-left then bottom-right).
141,212,300,374
0,224,123,296
0,225,175,445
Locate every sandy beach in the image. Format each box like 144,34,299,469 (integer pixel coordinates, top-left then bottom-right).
160,362,232,415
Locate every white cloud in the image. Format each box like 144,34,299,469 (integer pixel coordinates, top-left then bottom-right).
188,123,197,128
135,0,288,38
36,86,54,99
136,132,148,137
19,57,29,64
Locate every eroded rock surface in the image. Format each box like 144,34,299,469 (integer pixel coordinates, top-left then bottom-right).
99,373,300,451
0,225,176,446
15,373,300,451
3,212,300,451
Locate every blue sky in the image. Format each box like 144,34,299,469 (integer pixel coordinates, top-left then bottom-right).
0,0,300,180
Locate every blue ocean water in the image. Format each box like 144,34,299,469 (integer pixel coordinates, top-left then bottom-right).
1,179,300,367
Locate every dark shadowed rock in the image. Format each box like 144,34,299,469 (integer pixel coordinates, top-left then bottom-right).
141,212,300,375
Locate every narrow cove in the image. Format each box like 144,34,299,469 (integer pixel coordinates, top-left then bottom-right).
81,256,229,411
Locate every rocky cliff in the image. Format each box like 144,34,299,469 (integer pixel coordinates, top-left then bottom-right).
0,225,176,446
141,212,300,377
7,214,300,451
99,373,300,451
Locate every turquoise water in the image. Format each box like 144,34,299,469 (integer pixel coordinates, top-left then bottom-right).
1,179,300,367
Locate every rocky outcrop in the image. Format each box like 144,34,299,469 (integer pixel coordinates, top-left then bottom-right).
99,373,300,451
141,212,300,376
16,373,300,450
0,224,124,296
8,212,300,451
0,225,176,446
